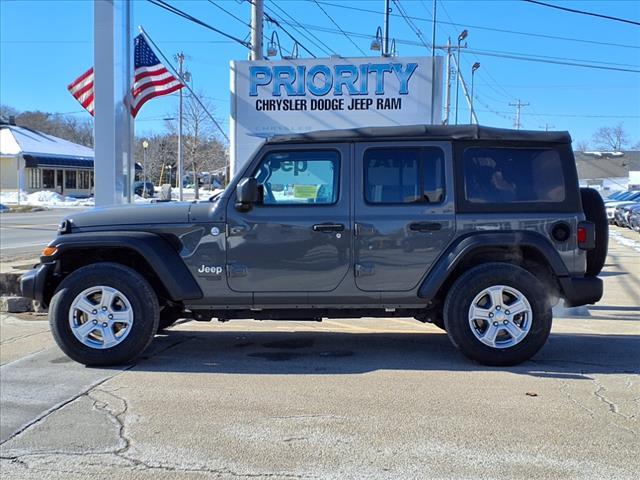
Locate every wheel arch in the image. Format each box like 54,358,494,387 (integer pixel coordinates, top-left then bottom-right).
41,232,202,306
418,231,569,304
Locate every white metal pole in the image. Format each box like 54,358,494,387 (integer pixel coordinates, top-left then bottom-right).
177,52,184,201
251,0,264,60
93,0,131,206
430,0,437,124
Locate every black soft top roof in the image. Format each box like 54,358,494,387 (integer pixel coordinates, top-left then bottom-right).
266,124,572,145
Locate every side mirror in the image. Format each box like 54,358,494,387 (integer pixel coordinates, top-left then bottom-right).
235,177,261,211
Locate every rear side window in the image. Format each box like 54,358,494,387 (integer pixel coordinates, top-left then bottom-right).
463,147,565,204
364,147,445,204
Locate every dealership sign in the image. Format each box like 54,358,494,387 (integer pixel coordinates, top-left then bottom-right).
230,56,443,172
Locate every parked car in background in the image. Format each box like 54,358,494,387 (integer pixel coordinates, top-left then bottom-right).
133,181,155,198
629,207,640,233
604,190,626,201
613,203,640,227
605,191,640,222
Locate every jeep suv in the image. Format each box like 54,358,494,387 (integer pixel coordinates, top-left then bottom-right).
21,125,607,367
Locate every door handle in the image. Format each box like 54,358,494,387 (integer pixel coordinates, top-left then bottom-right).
409,222,442,232
312,223,345,233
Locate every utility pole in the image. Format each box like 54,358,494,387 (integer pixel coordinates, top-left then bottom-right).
509,100,529,130
540,123,555,131
435,38,462,125
176,52,185,201
454,30,468,125
444,38,452,124
251,0,263,60
383,0,390,56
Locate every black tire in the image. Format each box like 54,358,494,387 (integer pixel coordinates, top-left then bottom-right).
49,262,159,366
443,263,552,366
157,305,183,332
580,187,608,276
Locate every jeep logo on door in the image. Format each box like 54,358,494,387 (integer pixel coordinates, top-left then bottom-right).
198,265,224,276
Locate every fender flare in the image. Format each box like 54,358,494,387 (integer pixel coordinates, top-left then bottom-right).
48,231,202,301
417,231,569,300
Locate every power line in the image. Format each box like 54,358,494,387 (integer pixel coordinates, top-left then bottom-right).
393,0,431,51
266,1,335,56
139,26,229,142
467,48,640,74
275,19,640,73
315,1,640,50
261,12,317,58
522,0,640,27
311,0,366,56
207,0,249,27
207,0,293,57
147,0,250,48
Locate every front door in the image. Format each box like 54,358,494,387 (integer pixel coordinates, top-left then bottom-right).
354,141,455,292
226,145,351,293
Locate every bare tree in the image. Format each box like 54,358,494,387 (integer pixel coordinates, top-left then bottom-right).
574,140,589,152
592,123,629,151
167,92,226,199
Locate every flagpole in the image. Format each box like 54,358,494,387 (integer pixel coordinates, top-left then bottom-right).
138,26,229,143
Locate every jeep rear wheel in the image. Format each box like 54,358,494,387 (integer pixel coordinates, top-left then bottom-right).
49,262,159,366
443,263,552,366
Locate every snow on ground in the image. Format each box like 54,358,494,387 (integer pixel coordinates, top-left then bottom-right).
609,229,640,253
0,187,225,209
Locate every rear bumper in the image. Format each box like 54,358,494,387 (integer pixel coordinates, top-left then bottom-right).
559,275,603,307
20,263,53,306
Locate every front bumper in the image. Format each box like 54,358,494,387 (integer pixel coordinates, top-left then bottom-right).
20,263,53,306
559,275,603,307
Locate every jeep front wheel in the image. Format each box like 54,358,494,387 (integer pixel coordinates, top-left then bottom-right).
443,263,552,366
49,262,159,366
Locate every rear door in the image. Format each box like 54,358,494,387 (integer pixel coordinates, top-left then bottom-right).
353,141,455,292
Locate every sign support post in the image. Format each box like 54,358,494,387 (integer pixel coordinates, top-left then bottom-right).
93,0,133,206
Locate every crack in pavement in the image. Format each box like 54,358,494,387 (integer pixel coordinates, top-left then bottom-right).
0,335,194,447
0,330,50,345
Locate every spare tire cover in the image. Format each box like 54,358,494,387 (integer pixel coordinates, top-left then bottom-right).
580,187,608,276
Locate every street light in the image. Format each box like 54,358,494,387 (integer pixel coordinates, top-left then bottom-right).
166,165,174,188
390,39,398,57
455,29,468,125
266,30,280,58
470,62,480,124
370,26,383,53
142,140,149,197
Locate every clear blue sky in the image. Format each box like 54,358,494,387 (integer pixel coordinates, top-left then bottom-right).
1,0,639,148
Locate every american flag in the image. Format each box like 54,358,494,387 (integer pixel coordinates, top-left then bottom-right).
67,34,183,118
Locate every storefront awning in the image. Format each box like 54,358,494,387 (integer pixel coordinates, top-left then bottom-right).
23,154,94,169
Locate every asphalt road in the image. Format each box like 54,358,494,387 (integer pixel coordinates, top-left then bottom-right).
0,227,638,479
0,209,86,261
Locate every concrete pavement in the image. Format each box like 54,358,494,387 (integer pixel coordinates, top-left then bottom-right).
0,227,638,479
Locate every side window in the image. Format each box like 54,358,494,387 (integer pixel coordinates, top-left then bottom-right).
364,147,445,204
254,150,340,205
463,147,565,204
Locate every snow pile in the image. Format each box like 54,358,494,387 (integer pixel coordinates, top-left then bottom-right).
0,190,95,208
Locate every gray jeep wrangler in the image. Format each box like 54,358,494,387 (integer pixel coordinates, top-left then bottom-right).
21,125,607,367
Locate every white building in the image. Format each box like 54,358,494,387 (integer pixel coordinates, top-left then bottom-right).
0,120,94,197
